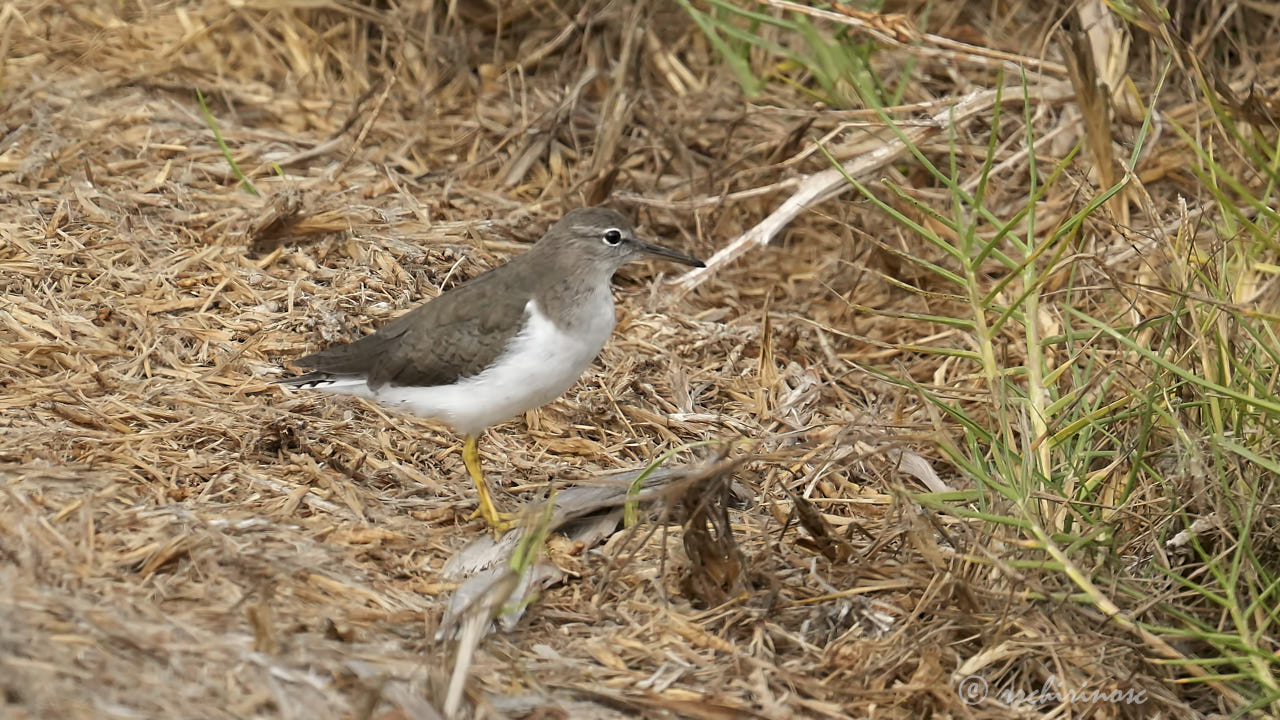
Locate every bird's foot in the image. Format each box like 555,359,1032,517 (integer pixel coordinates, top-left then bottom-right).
468,503,518,538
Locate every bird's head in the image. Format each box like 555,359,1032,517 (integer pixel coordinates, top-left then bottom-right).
539,206,705,274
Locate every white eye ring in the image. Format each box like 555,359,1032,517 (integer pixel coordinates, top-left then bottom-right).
602,228,623,246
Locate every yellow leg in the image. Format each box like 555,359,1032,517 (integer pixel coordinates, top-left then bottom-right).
462,434,515,535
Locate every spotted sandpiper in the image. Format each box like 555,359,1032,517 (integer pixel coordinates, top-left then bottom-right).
276,207,704,532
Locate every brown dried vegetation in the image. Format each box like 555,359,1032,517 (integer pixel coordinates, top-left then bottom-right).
2,1,1278,718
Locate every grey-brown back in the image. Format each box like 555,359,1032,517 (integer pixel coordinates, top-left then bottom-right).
291,258,538,389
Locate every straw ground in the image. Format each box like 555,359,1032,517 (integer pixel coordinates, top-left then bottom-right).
2,1,1278,718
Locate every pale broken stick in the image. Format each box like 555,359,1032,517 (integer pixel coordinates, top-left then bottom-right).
435,461,727,718
673,85,1067,293
673,88,994,292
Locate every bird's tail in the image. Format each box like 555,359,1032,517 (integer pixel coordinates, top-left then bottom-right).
272,372,368,391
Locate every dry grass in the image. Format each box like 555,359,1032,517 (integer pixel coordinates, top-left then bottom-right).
2,0,1277,718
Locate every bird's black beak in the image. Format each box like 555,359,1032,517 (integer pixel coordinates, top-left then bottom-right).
633,239,705,268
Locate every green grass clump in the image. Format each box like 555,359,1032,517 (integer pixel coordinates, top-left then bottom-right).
676,0,910,108
684,0,1280,712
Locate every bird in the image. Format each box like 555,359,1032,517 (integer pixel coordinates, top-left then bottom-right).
275,206,705,533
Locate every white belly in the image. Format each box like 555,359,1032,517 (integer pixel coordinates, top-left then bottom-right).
373,298,614,435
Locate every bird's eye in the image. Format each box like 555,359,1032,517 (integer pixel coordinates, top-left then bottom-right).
602,228,623,246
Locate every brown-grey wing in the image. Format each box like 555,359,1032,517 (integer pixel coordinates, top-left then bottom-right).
293,261,534,389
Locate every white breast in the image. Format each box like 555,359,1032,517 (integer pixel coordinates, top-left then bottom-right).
373,297,615,435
